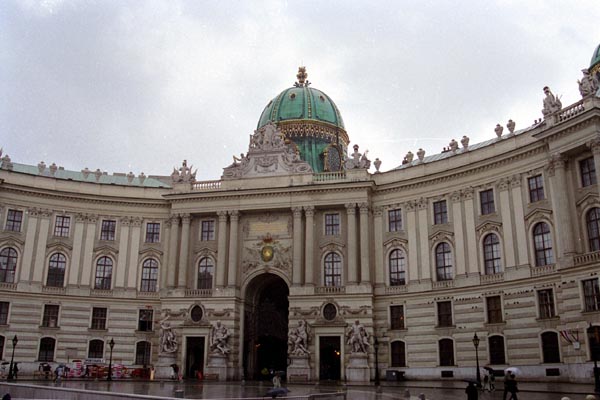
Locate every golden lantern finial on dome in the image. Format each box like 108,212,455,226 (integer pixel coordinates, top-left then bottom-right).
294,66,310,87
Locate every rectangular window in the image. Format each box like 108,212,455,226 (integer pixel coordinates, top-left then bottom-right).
480,189,495,215
437,301,452,327
538,289,556,319
201,220,215,241
388,209,402,232
53,215,71,237
325,213,340,235
42,304,59,328
91,307,107,330
486,296,503,323
580,157,597,187
100,220,116,241
0,302,9,325
5,209,23,232
138,309,153,331
390,305,405,330
528,175,545,202
433,200,448,224
145,222,160,243
583,278,600,312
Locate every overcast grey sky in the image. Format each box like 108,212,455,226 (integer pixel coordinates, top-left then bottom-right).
1,1,599,181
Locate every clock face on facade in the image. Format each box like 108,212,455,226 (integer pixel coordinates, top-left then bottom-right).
261,245,274,262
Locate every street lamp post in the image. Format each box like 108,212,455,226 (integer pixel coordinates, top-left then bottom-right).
7,335,18,381
373,336,380,388
107,338,115,382
472,333,481,387
588,324,600,394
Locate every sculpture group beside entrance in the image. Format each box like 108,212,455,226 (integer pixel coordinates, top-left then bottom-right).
288,319,310,356
346,320,370,353
210,320,231,355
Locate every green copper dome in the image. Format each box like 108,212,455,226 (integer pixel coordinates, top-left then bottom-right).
591,43,600,74
256,67,349,173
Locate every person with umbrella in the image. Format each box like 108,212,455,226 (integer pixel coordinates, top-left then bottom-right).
503,372,519,400
482,366,495,392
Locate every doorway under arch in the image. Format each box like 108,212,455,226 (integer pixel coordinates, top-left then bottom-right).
243,273,289,380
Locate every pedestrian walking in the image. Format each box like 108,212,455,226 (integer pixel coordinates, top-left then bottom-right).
465,381,478,400
504,373,518,400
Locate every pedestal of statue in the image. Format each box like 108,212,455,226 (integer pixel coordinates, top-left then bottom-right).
287,354,311,382
345,352,370,382
156,352,179,380
204,352,228,381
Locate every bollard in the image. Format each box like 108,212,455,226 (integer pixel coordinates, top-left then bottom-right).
174,389,184,398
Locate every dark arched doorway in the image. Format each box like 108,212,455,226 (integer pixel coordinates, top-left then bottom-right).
243,273,289,380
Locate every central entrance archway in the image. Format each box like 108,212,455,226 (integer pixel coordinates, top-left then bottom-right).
243,273,289,380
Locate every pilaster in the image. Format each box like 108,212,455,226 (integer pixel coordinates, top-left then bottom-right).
373,207,384,285
292,207,303,285
451,192,466,276
115,217,130,288
346,203,358,284
177,214,191,288
32,210,51,283
19,208,39,282
358,203,371,284
227,210,240,287
127,217,142,288
498,178,516,268
216,211,228,288
417,198,431,280
304,206,315,286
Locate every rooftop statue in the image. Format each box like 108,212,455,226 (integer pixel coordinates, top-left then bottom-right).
542,86,562,117
345,144,371,169
578,68,599,97
171,159,197,183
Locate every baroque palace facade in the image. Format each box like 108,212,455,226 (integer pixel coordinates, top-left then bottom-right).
1,51,600,383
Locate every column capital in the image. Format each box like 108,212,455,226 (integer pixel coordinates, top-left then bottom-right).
510,174,522,188
417,197,428,210
405,200,416,212
304,206,315,217
120,217,131,226
587,136,600,154
292,207,303,218
131,217,142,227
229,210,240,220
548,153,567,172
462,186,474,199
373,206,383,217
217,211,228,221
180,213,192,224
358,203,369,214
345,203,357,214
450,191,461,203
497,177,510,191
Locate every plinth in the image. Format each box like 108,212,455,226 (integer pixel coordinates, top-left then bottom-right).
345,352,370,382
204,352,228,381
287,355,311,382
156,353,178,380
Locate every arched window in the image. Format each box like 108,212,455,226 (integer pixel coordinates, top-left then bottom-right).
197,258,214,289
533,223,554,266
435,243,453,281
541,331,560,363
0,247,18,283
46,253,66,287
324,252,342,287
391,340,406,367
389,249,406,286
483,234,502,274
587,208,600,252
140,259,158,292
88,339,104,359
135,341,151,365
488,335,506,365
438,338,454,366
38,337,56,362
94,256,113,290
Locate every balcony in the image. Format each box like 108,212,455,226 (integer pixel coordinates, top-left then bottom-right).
42,286,66,295
480,272,504,285
574,251,600,266
90,289,113,297
530,264,556,277
385,285,408,294
185,288,213,297
432,280,454,290
315,286,346,294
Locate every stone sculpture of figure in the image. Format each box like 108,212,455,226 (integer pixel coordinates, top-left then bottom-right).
578,69,599,97
495,124,504,138
159,315,178,353
346,320,369,353
542,86,562,116
461,136,470,148
359,150,371,169
210,320,231,355
449,139,459,152
288,319,310,356
507,119,516,134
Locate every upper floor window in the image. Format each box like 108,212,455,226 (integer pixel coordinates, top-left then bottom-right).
200,220,215,241
438,338,454,366
46,253,66,287
480,189,495,215
433,200,448,225
389,249,406,286
91,307,107,330
435,242,453,281
528,175,545,202
0,247,18,283
94,256,113,290
140,259,158,292
437,301,453,327
541,331,560,363
38,337,56,362
586,208,600,252
483,234,501,274
53,216,70,237
145,223,160,243
138,309,153,331
486,296,503,324
388,209,402,232
100,220,116,241
390,305,405,330
42,304,59,328
533,222,554,266
135,341,151,365
197,257,214,289
324,252,342,287
391,341,406,367
5,209,23,232
0,302,9,325
488,335,506,365
538,289,556,319
583,278,600,312
325,213,340,235
580,157,597,187
88,339,104,359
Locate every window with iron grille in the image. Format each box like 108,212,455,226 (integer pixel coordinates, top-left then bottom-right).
38,337,56,362
533,222,554,266
586,208,600,252
0,302,9,325
538,289,556,319
483,234,502,274
324,252,342,287
0,247,18,283
583,278,600,312
5,210,23,232
53,216,70,237
138,309,153,331
91,307,107,330
433,200,448,224
42,304,59,327
88,339,104,359
480,189,495,215
197,257,214,289
325,213,340,235
145,223,160,243
388,209,402,232
135,341,151,365
100,220,116,241
140,259,158,292
580,157,597,187
46,253,66,287
486,296,503,323
528,175,545,202
488,335,506,365
437,301,452,327
94,256,113,290
200,220,215,241
435,243,453,281
438,338,454,366
390,305,405,330
541,331,561,363
389,249,406,286
391,341,406,367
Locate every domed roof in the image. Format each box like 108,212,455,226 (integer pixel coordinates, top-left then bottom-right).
591,43,600,73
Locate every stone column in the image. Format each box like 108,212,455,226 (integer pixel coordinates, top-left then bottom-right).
292,207,303,285
227,210,239,288
80,215,97,286
160,217,172,290
19,208,39,282
346,203,358,284
373,207,384,285
32,210,51,283
462,188,479,275
358,203,371,284
510,175,528,266
127,218,142,289
177,214,191,288
216,211,228,288
68,214,86,286
304,206,315,286
406,202,419,282
417,199,431,280
166,216,180,288
588,136,600,199
498,179,516,269
451,192,466,277
548,154,575,257
115,217,131,288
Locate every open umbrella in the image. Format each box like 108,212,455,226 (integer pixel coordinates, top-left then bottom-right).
265,387,289,398
462,378,479,384
505,367,521,375
483,366,495,373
